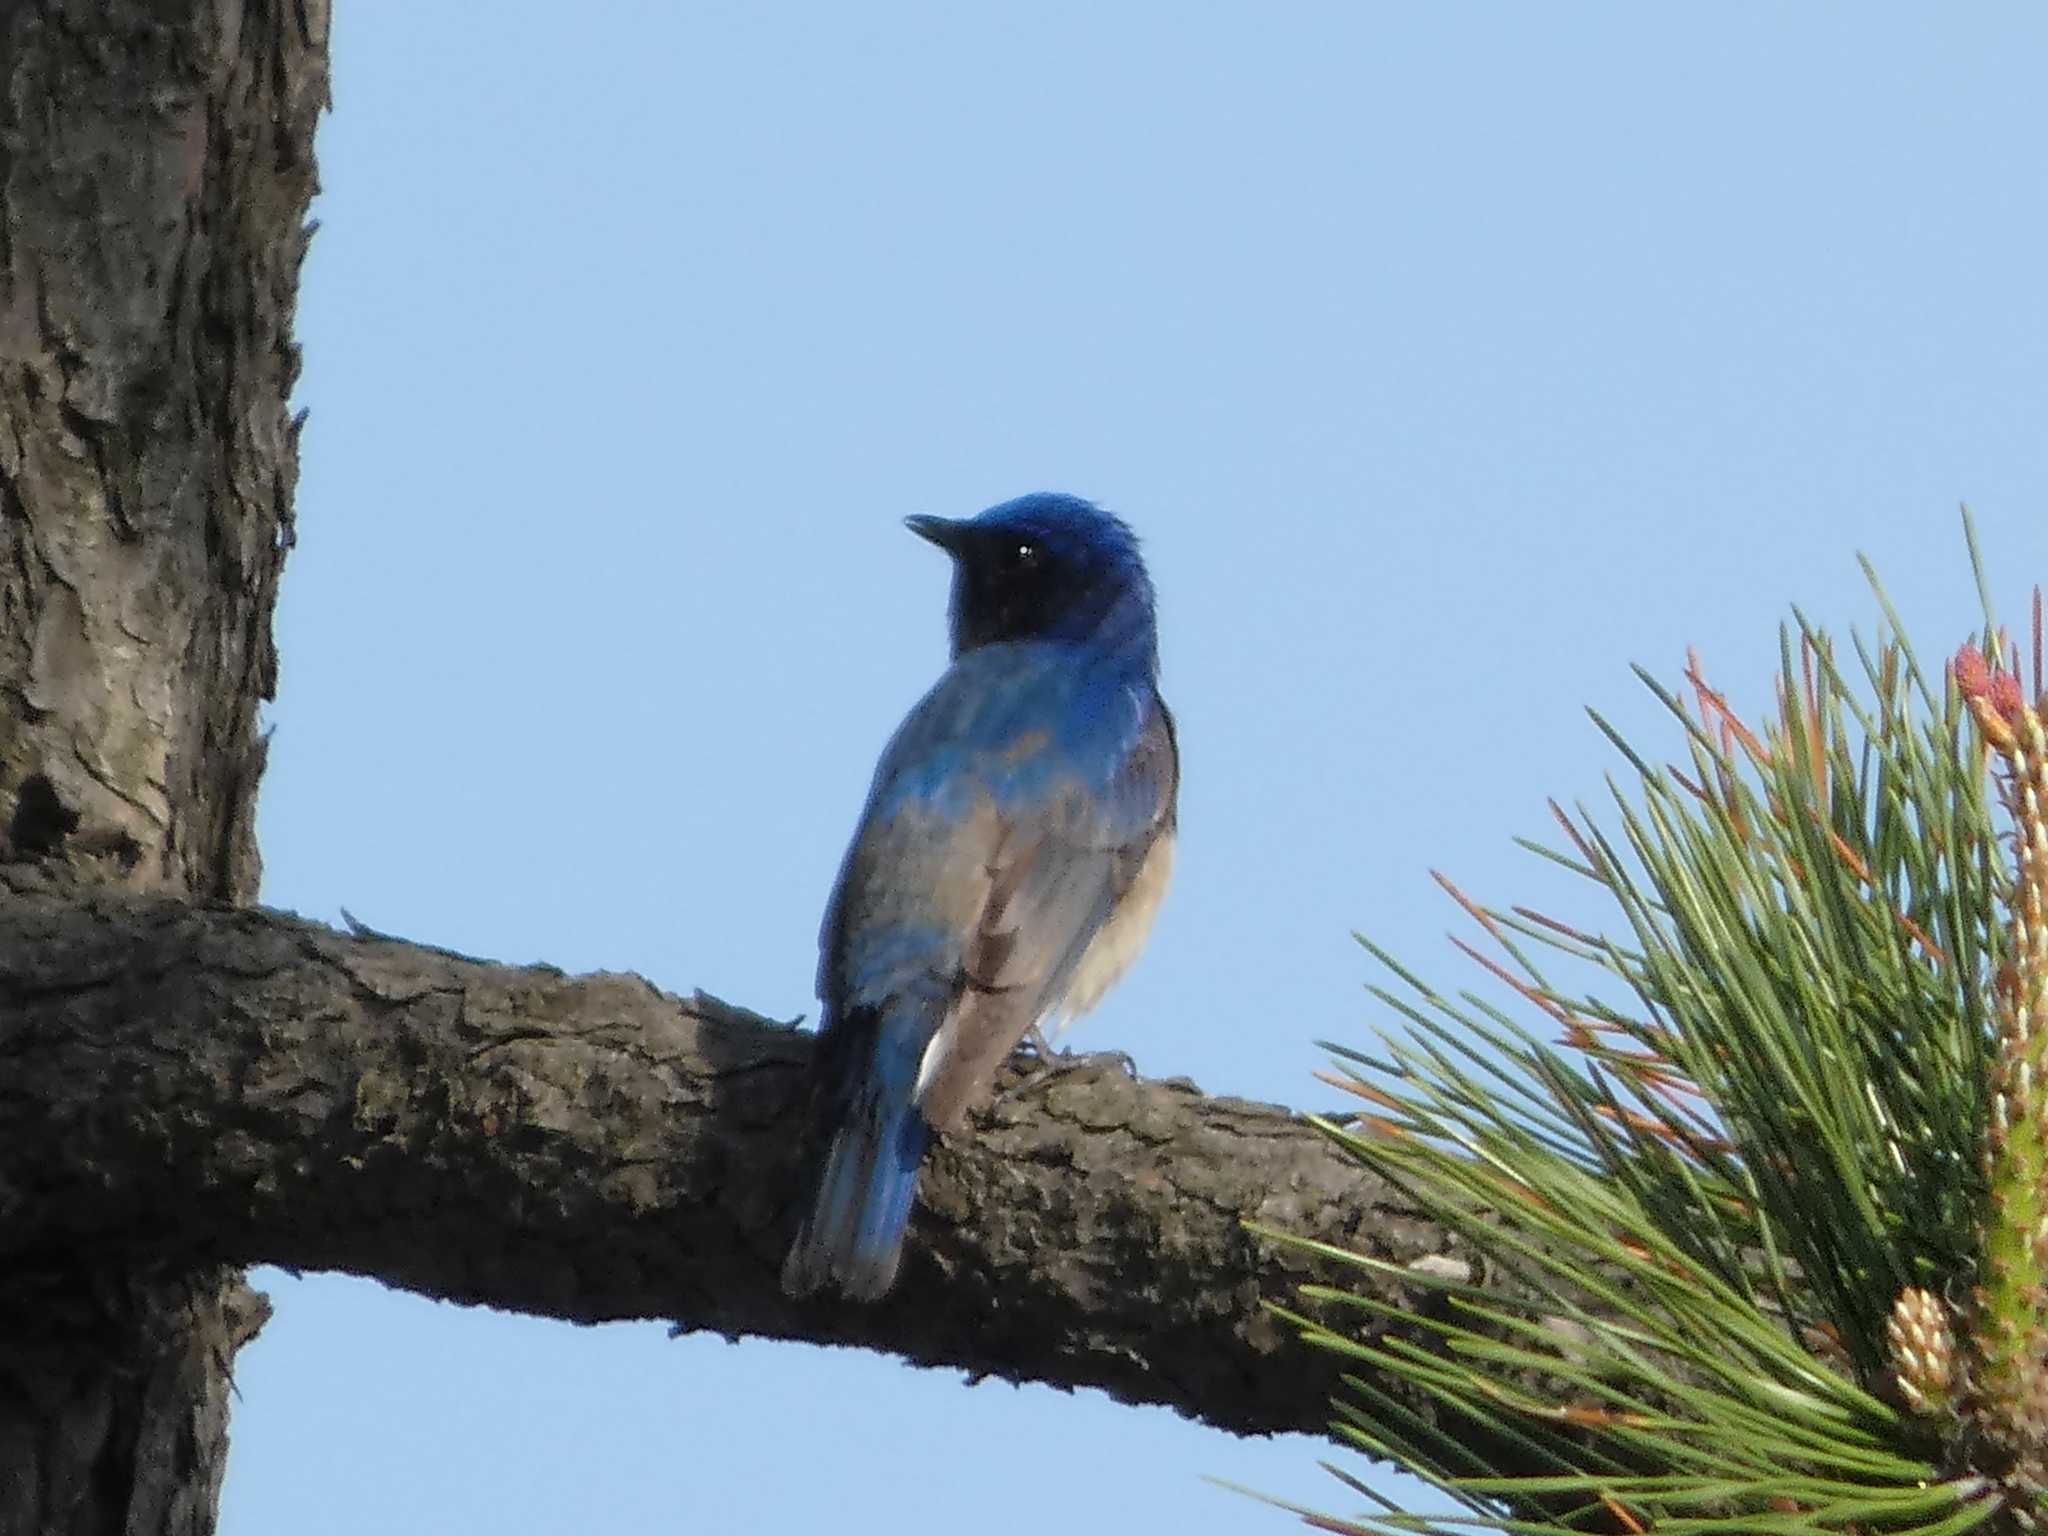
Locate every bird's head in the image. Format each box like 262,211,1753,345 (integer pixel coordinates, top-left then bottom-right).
906,493,1158,663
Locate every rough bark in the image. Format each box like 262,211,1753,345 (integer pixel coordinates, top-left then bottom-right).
0,879,1458,1440
0,1,325,1532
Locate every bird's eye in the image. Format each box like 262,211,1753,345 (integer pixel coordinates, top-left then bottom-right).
1004,540,1040,571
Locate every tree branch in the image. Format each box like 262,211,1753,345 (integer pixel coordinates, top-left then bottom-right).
0,876,1472,1440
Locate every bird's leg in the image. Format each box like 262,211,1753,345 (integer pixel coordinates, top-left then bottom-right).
996,1027,1138,1103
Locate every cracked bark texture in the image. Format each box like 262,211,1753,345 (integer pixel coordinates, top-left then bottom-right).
0,882,1455,1441
0,1,325,1532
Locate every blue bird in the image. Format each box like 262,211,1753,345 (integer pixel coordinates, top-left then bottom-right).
782,493,1178,1301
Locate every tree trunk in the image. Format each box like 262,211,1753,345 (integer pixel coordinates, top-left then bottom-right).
0,1,326,1531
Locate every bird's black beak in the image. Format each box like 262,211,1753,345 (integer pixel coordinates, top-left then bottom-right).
904,515,970,554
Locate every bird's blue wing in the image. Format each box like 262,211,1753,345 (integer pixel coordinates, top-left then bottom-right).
819,641,1176,1130
786,642,1174,1297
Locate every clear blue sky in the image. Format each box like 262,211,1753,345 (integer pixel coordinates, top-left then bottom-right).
225,6,2048,1532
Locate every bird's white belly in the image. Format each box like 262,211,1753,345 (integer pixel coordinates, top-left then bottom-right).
1048,830,1175,1037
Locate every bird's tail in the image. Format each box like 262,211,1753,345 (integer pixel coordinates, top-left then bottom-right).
782,1022,932,1301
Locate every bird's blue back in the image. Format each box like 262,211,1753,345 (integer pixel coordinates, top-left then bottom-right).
783,495,1177,1300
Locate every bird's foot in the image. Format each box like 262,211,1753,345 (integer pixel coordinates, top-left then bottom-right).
996,1035,1138,1103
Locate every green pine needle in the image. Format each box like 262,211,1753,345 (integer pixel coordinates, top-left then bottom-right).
1273,532,2035,1534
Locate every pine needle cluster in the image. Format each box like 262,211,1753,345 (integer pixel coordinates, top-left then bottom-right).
1277,536,2048,1534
